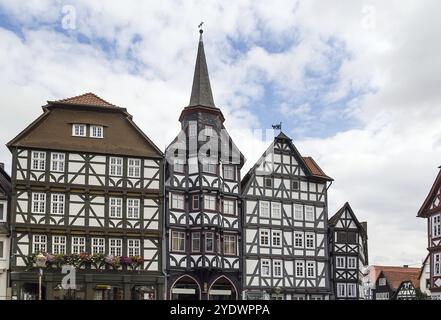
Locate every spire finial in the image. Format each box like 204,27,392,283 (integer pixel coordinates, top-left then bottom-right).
272,122,282,133
198,22,204,39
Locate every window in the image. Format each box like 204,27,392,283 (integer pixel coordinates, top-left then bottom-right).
202,161,217,174
0,241,3,259
294,232,304,248
376,292,389,300
296,261,304,277
260,230,270,246
337,283,346,297
379,277,387,286
337,232,347,243
32,193,46,214
272,230,282,247
347,257,357,269
347,232,357,244
92,238,105,254
72,124,86,137
261,259,270,276
273,260,282,277
171,231,185,252
189,123,197,137
204,195,216,211
174,159,185,173
71,237,85,254
33,235,47,253
223,200,235,215
110,157,123,176
434,253,441,276
128,158,141,178
224,235,236,255
127,199,140,219
260,201,270,218
306,262,315,278
347,283,357,298
128,239,141,256
31,151,46,171
109,198,122,218
204,125,213,136
205,232,214,253
264,177,272,188
51,194,65,215
171,194,184,210
336,256,345,269
192,195,199,210
292,180,299,190
305,206,314,221
52,236,66,254
0,202,6,222
109,238,122,256
192,233,201,252
294,204,303,220
305,233,315,249
432,214,441,238
51,153,65,172
223,165,235,180
271,202,281,219
90,125,104,138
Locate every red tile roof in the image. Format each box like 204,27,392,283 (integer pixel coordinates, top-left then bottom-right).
52,92,116,108
369,266,421,290
302,156,333,180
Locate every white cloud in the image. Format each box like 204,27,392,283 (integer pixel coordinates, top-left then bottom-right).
0,0,440,266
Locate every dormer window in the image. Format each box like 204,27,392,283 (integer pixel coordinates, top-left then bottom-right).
379,278,387,286
90,125,104,138
72,124,86,137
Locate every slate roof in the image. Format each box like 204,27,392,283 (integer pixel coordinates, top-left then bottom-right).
188,30,216,108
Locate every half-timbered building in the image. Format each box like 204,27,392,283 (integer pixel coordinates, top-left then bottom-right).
241,132,333,300
164,30,245,300
0,163,11,299
328,202,368,299
370,266,420,300
417,167,441,300
7,93,164,300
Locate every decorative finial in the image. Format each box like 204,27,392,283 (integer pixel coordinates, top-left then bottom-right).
272,122,282,133
198,21,204,34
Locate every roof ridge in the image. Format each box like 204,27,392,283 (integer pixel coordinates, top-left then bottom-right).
52,92,116,108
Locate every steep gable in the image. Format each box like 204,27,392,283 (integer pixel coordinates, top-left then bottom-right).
417,167,441,217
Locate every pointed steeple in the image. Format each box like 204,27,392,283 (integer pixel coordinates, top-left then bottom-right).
188,29,216,108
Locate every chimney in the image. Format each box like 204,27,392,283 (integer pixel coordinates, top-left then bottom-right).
361,221,367,234
0,163,4,170
403,265,409,268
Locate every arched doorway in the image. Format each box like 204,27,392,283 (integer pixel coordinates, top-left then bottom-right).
208,276,237,300
170,275,201,300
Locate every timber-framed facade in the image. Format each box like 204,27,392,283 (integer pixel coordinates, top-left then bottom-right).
7,93,165,300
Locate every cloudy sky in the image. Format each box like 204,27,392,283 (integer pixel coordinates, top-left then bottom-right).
0,0,440,266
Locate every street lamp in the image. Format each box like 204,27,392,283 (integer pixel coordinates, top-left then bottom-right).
35,253,47,300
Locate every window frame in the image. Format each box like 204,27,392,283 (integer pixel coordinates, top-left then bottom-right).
127,198,140,219
204,195,217,211
171,231,186,253
51,193,65,215
71,236,86,255
127,239,141,256
347,256,357,269
434,253,441,276
52,235,66,254
91,237,105,254
128,158,141,178
109,157,123,177
273,260,282,278
171,193,185,210
0,201,7,222
295,261,305,277
260,229,270,246
32,193,46,214
90,125,104,139
261,259,271,276
336,256,346,269
205,232,214,253
337,283,346,297
109,238,123,256
33,235,47,253
305,205,314,221
294,204,303,220
223,165,235,181
222,199,235,216
432,214,441,238
294,232,304,248
192,195,200,210
31,151,46,171
306,261,315,278
271,230,282,247
259,201,270,218
191,232,201,253
51,152,65,172
271,202,281,219
72,124,86,137
305,233,315,249
223,234,236,255
109,197,123,218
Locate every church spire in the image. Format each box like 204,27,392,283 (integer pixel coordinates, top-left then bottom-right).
188,28,216,108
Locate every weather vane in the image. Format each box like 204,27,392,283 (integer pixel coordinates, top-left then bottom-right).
272,122,282,132
198,21,204,32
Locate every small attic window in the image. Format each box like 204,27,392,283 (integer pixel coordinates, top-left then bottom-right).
90,125,104,138
72,124,86,137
